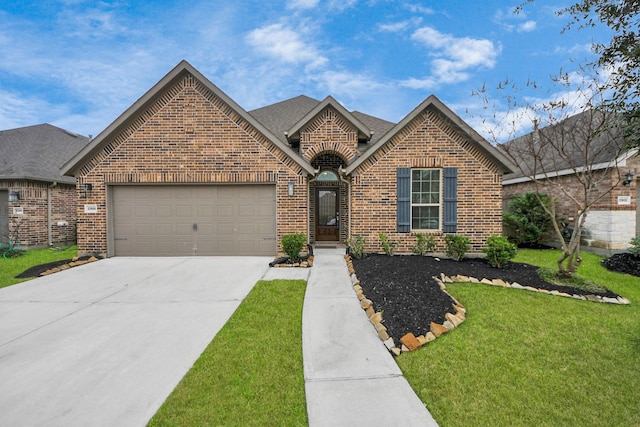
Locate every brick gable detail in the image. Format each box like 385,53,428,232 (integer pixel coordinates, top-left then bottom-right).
350,108,503,253
301,107,359,162
75,74,308,256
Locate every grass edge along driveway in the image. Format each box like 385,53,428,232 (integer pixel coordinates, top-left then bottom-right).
0,246,77,288
397,249,640,427
148,279,308,427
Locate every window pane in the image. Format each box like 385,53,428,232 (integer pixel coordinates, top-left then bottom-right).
412,206,439,230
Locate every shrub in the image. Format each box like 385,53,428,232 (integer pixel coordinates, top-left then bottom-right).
412,233,436,256
503,192,552,246
483,235,517,268
630,235,640,257
347,235,366,259
281,233,306,262
444,234,470,261
378,233,398,256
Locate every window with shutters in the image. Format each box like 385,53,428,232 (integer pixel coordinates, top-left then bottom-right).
411,169,441,230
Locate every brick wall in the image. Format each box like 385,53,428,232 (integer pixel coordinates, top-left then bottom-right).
503,157,638,250
301,108,359,162
350,107,504,254
75,74,306,256
0,180,77,247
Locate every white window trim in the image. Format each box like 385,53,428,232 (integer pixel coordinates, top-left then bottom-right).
410,168,443,232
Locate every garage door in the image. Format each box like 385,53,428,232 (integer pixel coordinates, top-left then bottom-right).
112,185,276,256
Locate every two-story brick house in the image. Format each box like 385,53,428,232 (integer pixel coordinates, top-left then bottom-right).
62,60,513,257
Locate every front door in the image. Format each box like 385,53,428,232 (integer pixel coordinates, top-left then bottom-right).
316,187,339,241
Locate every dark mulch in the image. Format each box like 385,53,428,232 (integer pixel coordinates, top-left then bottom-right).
15,256,98,278
351,254,621,341
602,253,640,277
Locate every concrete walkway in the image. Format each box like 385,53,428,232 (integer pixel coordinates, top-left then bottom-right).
266,248,439,426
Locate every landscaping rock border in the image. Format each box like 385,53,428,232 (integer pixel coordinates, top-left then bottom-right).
39,256,101,276
344,255,630,356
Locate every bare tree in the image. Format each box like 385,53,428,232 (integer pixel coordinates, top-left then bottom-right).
478,71,630,277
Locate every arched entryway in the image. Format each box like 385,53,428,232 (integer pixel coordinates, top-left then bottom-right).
310,152,349,244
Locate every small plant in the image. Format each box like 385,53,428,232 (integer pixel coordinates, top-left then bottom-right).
347,235,366,259
281,233,306,262
483,235,517,268
444,234,470,261
378,232,398,256
412,233,436,256
629,235,640,257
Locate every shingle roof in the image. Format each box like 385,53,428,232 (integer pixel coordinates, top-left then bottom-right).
501,109,631,182
0,124,90,184
249,95,321,144
248,95,396,149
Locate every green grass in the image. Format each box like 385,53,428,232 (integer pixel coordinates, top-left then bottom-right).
148,279,308,427
0,245,77,288
396,249,640,426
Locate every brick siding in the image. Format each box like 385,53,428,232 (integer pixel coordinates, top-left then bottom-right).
350,107,504,254
1,180,77,247
75,74,305,256
503,156,638,249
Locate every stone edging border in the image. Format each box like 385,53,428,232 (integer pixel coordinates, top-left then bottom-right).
39,256,101,276
344,255,630,355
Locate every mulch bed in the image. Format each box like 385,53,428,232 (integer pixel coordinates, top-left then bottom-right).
602,253,640,277
352,254,628,342
15,255,99,278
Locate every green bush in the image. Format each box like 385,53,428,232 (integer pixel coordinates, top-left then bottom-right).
503,192,552,246
483,235,517,268
347,235,366,259
444,234,470,261
412,233,436,256
281,233,307,262
630,235,640,257
378,233,398,256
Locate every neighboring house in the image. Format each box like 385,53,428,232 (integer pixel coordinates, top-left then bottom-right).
502,110,639,254
0,124,91,248
62,60,513,257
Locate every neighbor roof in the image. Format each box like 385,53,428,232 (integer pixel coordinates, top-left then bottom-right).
0,123,90,184
501,109,635,183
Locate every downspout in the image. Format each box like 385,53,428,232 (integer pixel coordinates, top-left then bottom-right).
47,182,57,246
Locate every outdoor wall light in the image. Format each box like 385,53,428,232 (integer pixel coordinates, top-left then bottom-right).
81,183,93,198
287,182,294,196
8,191,20,202
623,170,634,186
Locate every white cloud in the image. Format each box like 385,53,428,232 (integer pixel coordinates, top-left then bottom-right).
409,26,500,84
404,3,435,14
378,17,422,33
287,0,319,9
246,23,328,70
518,20,537,32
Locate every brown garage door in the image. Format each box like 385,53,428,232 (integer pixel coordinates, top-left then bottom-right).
112,185,276,256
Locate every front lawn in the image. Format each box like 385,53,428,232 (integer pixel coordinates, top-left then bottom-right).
148,279,308,426
397,249,640,426
0,246,78,288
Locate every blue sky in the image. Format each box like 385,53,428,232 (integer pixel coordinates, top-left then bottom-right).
0,0,609,140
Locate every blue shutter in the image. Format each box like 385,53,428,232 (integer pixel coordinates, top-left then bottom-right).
443,167,458,233
397,168,411,233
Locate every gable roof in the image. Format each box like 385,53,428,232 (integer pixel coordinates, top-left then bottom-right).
249,96,394,148
62,60,316,176
345,95,515,175
0,123,90,185
284,96,372,142
501,109,636,184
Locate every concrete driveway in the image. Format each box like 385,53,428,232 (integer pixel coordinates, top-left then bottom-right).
0,257,271,427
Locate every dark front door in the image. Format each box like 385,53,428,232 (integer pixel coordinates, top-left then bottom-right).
316,188,339,241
